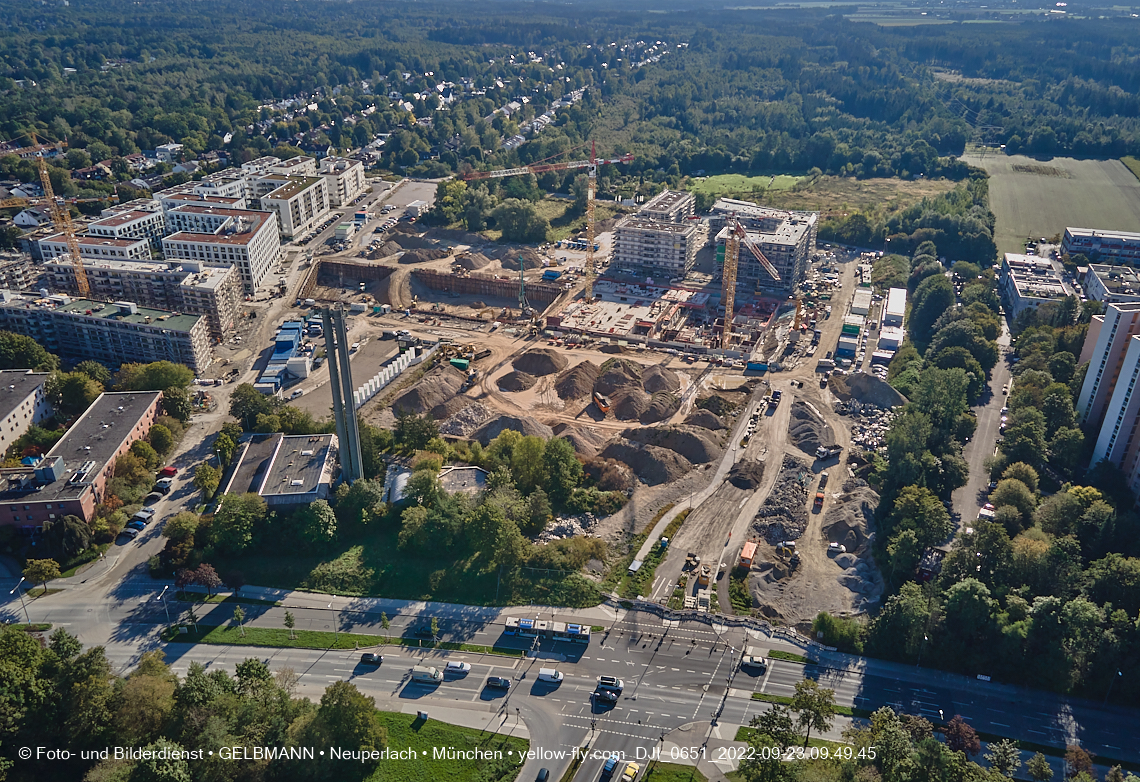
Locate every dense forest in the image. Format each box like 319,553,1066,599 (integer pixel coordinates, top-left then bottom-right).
2,0,1139,200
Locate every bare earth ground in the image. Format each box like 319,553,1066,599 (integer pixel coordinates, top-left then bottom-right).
962,152,1140,255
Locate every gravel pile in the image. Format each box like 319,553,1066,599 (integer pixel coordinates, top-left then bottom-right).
513,348,569,376
392,364,466,416
555,361,600,400
829,372,907,408
367,240,405,258
552,423,607,458
600,440,692,485
398,248,450,264
684,409,726,431
623,425,719,464
640,392,680,424
599,344,627,354
613,389,651,420
391,223,421,235
431,396,470,420
454,253,492,270
751,455,810,543
642,365,681,394
494,248,545,270
788,400,835,456
728,459,765,489
393,234,435,250
498,371,538,392
472,414,554,445
822,477,880,556
439,401,493,436
594,358,644,397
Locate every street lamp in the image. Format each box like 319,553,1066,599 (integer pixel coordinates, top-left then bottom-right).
8,577,30,625
916,634,928,668
155,585,171,624
1103,670,1121,706
329,602,339,642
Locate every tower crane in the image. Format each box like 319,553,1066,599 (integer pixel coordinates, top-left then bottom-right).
710,216,781,351
461,144,633,303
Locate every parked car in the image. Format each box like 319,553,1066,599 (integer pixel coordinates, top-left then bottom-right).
120,528,140,539
445,661,471,673
127,521,146,532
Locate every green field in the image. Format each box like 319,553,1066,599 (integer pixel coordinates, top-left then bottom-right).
688,174,807,196
1124,156,1140,182
962,153,1140,254
369,711,528,782
641,762,709,782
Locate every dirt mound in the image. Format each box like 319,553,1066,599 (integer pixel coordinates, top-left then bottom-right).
398,248,450,264
392,364,467,416
685,409,726,430
493,248,545,270
695,394,739,417
391,223,421,234
454,253,492,270
728,460,765,489
751,455,810,543
393,234,435,250
513,348,569,377
613,389,651,420
552,423,608,458
600,440,692,486
642,365,681,394
472,414,554,445
640,392,681,424
822,478,880,557
367,240,405,259
431,396,470,420
788,400,835,456
599,343,627,354
829,372,907,408
623,425,718,463
555,361,600,400
594,358,644,397
498,370,537,392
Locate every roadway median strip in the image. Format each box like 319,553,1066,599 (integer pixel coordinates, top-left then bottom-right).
766,650,811,664
749,692,873,719
160,624,525,656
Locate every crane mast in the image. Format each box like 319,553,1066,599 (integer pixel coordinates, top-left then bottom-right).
37,155,90,296
721,217,781,351
585,141,597,302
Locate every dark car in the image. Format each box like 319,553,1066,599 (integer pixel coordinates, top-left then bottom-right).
412,625,434,638
593,688,618,703
360,653,382,665
486,676,512,690
536,769,549,782
143,492,164,506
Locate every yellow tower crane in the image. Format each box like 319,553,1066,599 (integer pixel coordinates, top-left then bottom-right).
36,153,91,296
462,145,633,304
719,217,781,351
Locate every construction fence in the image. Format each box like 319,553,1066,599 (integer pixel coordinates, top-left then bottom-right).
411,269,563,307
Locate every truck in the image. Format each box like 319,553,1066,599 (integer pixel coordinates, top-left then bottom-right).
411,665,443,684
739,541,757,569
697,564,712,587
814,491,825,511
815,445,842,461
593,391,612,414
684,552,701,571
812,329,821,345
473,348,492,361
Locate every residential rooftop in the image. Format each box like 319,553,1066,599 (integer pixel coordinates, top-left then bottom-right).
617,217,697,235
0,293,203,332
0,369,50,417
263,176,322,201
89,210,159,228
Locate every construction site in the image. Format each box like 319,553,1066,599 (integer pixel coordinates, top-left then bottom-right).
278,150,906,633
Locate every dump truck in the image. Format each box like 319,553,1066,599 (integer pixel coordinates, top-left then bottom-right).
814,491,825,511
697,564,712,587
593,391,612,414
815,445,843,460
684,552,701,571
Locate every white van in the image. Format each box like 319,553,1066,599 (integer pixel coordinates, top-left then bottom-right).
411,665,443,683
537,668,563,683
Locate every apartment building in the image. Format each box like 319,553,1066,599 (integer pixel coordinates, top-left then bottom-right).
39,234,151,262
998,253,1077,316
267,155,318,177
85,209,167,250
1084,264,1140,304
0,253,39,290
1062,227,1140,265
45,257,243,339
1088,334,1140,494
162,206,282,292
0,295,212,373
0,370,53,457
709,198,820,250
638,189,694,223
319,157,367,206
0,391,163,525
1076,302,1140,431
158,191,247,214
612,217,704,276
253,175,330,239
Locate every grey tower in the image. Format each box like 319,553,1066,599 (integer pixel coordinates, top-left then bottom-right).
321,306,364,483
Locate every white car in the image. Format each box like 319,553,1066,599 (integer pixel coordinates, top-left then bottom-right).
741,655,768,672
445,661,471,673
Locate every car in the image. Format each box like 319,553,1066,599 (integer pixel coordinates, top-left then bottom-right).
143,492,163,506
445,661,471,673
127,520,146,532
290,389,304,399
741,655,768,672
1000,407,1009,415
133,507,157,521
597,675,624,692
593,688,618,703
120,527,140,539
360,653,383,665
536,769,549,782
1002,385,1009,395
412,625,434,638
486,676,511,690
983,503,995,511
622,762,640,781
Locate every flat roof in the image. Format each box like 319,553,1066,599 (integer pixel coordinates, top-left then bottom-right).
1090,263,1140,296
1066,227,1140,242
0,370,49,418
43,234,147,248
89,210,159,228
260,434,334,496
263,176,322,201
224,434,283,495
12,297,204,332
885,287,907,316
714,222,808,246
161,193,242,206
0,391,160,504
617,217,697,235
640,189,691,213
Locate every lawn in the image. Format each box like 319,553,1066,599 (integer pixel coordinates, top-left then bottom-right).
614,508,691,599
688,174,807,197
766,649,810,664
479,197,632,243
962,153,1140,254
1122,156,1140,182
642,762,709,781
161,622,527,656
368,711,528,782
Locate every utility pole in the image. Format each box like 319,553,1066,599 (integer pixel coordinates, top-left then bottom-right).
9,577,30,625
155,585,171,624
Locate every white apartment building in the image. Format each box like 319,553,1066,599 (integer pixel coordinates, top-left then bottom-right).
159,191,247,214
39,234,151,262
254,176,330,239
0,370,53,456
45,256,243,339
1063,227,1140,265
998,253,1077,316
267,155,318,177
612,217,704,275
1084,264,1140,305
319,157,367,206
85,209,167,250
1089,334,1140,494
1077,302,1140,431
162,207,281,292
638,189,694,223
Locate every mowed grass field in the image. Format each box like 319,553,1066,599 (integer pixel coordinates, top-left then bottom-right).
689,174,956,217
962,153,1140,254
688,173,807,196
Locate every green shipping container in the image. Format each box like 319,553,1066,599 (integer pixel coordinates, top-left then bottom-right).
450,358,470,371
841,324,860,336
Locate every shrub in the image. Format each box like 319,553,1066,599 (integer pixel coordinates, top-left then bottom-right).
303,546,375,595
812,612,865,653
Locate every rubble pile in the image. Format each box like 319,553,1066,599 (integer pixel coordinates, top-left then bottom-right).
640,392,680,424
600,440,692,485
751,455,810,543
728,459,765,489
536,513,599,543
788,400,835,457
835,404,898,453
642,365,681,394
398,248,450,264
494,248,545,270
613,389,652,420
439,401,493,436
829,372,907,408
498,371,538,392
454,253,492,271
623,425,719,464
552,423,608,458
594,358,644,397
